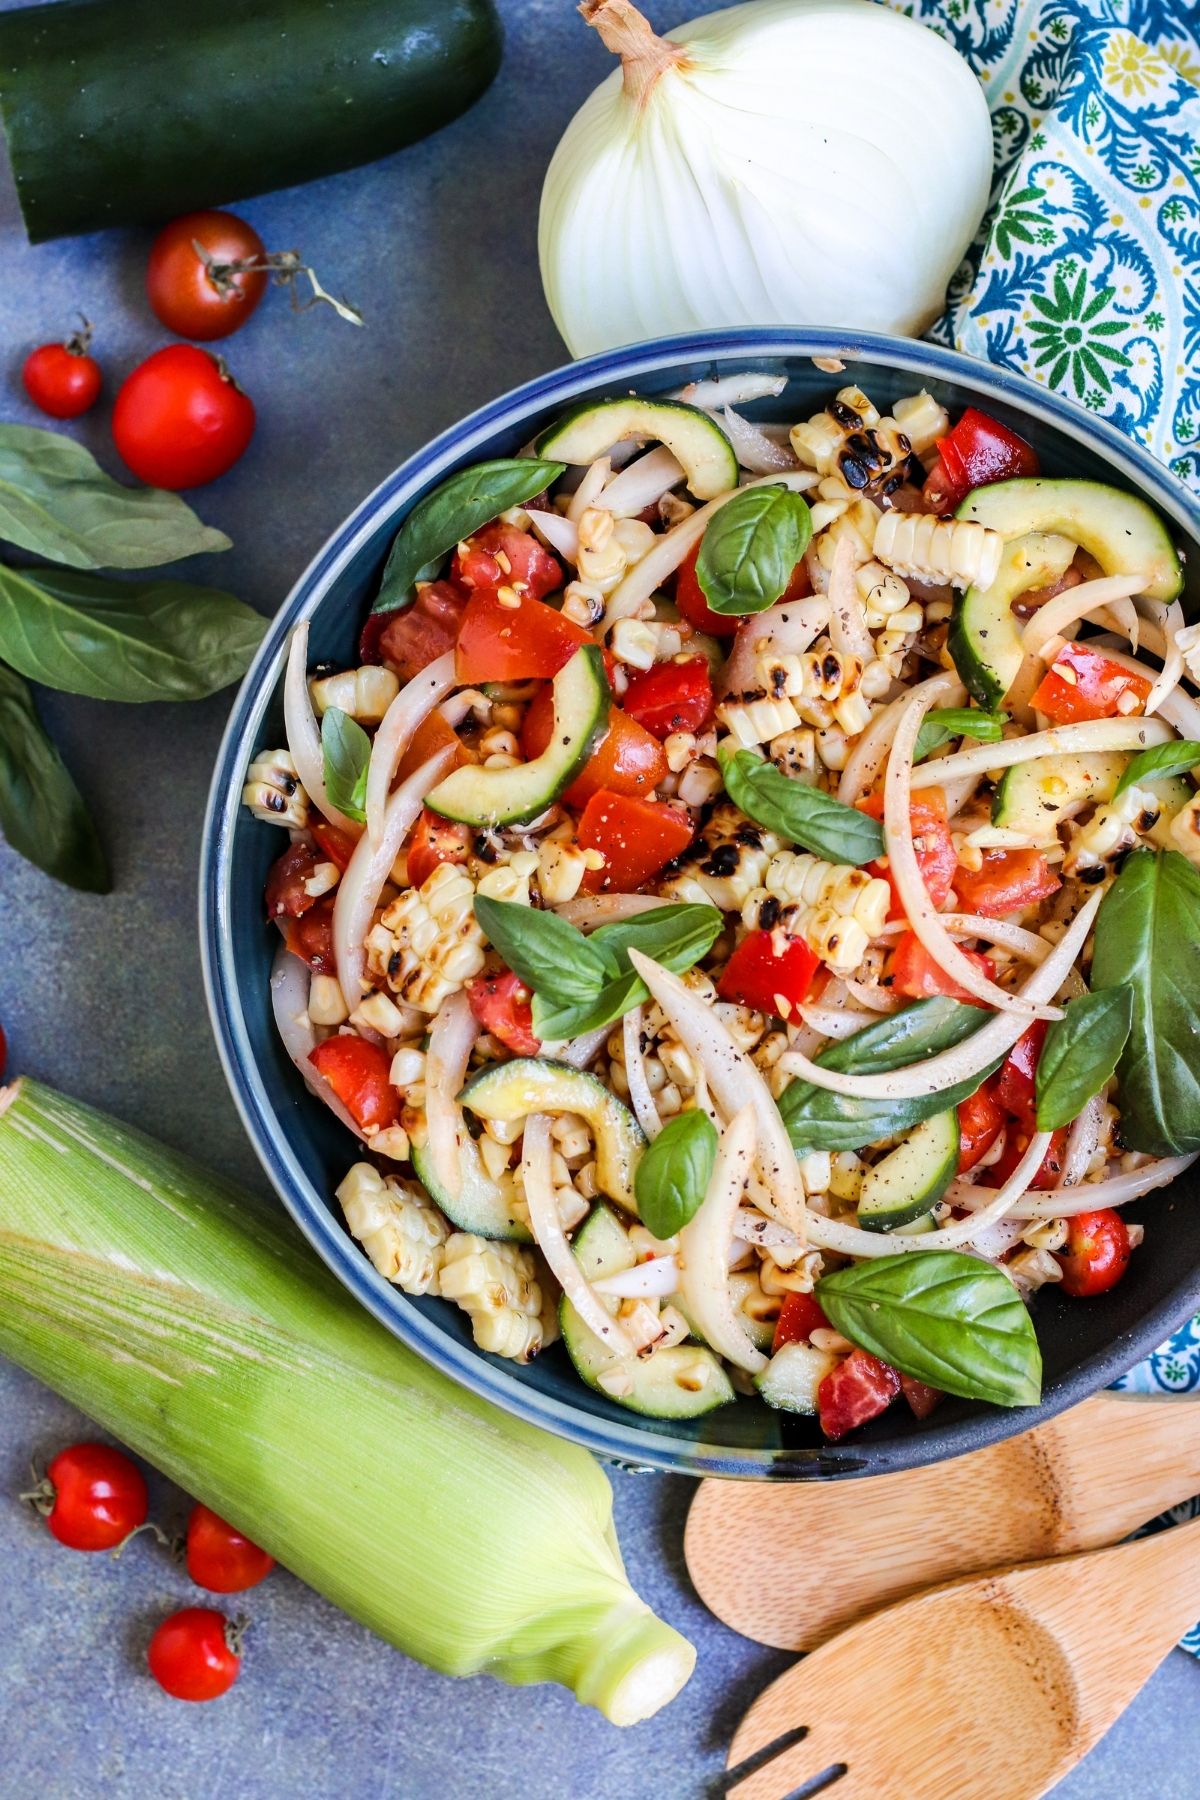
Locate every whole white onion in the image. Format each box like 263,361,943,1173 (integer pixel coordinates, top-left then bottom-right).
539,0,993,356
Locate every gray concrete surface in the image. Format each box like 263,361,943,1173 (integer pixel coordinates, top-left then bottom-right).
0,1,1195,1792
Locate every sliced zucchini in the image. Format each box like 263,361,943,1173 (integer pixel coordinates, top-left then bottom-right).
533,397,738,501
948,530,1076,709
426,645,608,827
459,1056,645,1213
992,751,1130,842
676,1270,775,1355
754,1341,839,1415
410,1137,530,1244
958,478,1183,602
560,1204,734,1418
857,1110,960,1233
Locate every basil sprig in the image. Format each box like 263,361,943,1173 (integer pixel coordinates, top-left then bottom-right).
371,457,566,616
1113,740,1200,797
914,707,1006,762
634,1111,718,1239
0,425,230,568
0,661,108,891
321,708,372,824
817,1250,1042,1407
1035,986,1133,1132
696,483,813,616
778,997,996,1152
720,747,884,866
473,897,721,1041
1091,849,1200,1154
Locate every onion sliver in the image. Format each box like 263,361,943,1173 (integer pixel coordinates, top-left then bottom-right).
796,1003,879,1040
671,372,787,409
627,950,807,1238
878,914,1052,963
950,1152,1198,1219
527,509,579,561
597,446,686,517
720,594,830,696
721,405,798,475
557,1025,613,1069
333,747,455,1011
555,892,673,929
1062,1094,1104,1189
909,715,1174,791
284,623,361,834
838,694,905,805
1144,601,1186,718
623,1007,662,1140
567,456,612,523
677,1107,766,1374
365,650,457,845
270,945,365,1140
827,535,874,664
522,1114,635,1356
425,990,480,1199
592,1256,680,1300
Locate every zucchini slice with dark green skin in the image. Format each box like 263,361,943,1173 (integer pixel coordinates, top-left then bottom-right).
534,398,738,501
410,1138,531,1245
957,478,1183,602
459,1057,645,1213
991,751,1129,840
948,531,1076,709
856,1110,960,1232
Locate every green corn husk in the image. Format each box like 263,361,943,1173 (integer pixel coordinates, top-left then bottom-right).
0,1078,694,1724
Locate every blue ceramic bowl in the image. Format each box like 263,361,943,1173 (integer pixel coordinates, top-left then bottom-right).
202,329,1200,1478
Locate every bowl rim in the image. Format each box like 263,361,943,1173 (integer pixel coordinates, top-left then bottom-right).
201,326,1200,1479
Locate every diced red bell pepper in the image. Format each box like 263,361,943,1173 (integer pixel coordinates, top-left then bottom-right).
771,1291,831,1354
890,930,995,1002
899,1374,943,1420
406,808,473,892
521,687,667,805
450,521,562,601
953,849,1061,918
817,1349,901,1441
622,656,714,740
995,1022,1047,1129
395,709,474,784
985,1123,1067,1190
366,580,470,679
577,791,694,892
717,929,820,1021
860,788,957,919
466,970,540,1057
284,893,336,975
1056,1209,1131,1297
922,407,1040,512
1030,641,1151,726
265,840,319,920
308,1034,400,1134
310,819,358,873
956,1077,1007,1172
455,587,590,683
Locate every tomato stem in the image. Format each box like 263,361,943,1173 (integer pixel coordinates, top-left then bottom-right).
18,1463,55,1519
108,1518,171,1560
64,314,94,358
194,241,363,326
224,1613,251,1657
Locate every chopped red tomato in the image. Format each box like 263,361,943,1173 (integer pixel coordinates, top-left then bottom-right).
771,1290,830,1353
368,580,469,679
717,929,820,1020
406,808,472,891
861,788,957,919
450,521,561,601
310,819,357,873
396,709,473,784
899,1374,942,1420
995,1022,1047,1128
674,542,810,637
1056,1209,1131,1297
308,1035,399,1133
284,894,335,975
521,688,667,804
890,930,995,1002
455,587,589,683
265,840,319,920
817,1349,901,1441
953,849,1061,918
622,657,714,740
467,971,540,1056
578,791,694,892
922,408,1040,511
957,1077,1007,1171
1030,641,1151,726
985,1123,1067,1190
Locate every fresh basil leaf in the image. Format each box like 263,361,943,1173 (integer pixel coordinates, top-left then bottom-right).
0,661,108,891
635,1111,718,1239
720,747,883,865
473,896,610,1007
321,708,372,825
818,997,988,1075
817,1250,1042,1407
914,707,1006,762
1091,849,1200,1154
0,425,230,568
696,483,813,616
0,565,264,702
1035,986,1133,1132
371,458,566,616
1113,740,1200,797
590,904,722,979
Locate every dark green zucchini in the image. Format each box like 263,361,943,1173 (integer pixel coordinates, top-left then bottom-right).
0,0,503,242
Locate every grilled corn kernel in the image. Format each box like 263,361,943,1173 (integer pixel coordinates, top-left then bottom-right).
350,990,410,1038
537,839,588,905
891,391,950,456
372,862,486,1012
610,617,659,670
742,854,890,974
242,750,309,828
562,579,606,627
1169,791,1200,867
439,1233,545,1362
677,758,724,807
388,1045,426,1090
337,1163,447,1295
310,664,400,726
308,974,350,1027
477,850,538,906
873,511,1003,592
716,695,803,747
1006,1246,1065,1296
659,803,783,912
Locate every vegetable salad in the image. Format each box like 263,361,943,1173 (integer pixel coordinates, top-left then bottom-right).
246,371,1199,1440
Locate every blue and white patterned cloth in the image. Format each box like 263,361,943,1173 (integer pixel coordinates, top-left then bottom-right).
894,0,1200,1650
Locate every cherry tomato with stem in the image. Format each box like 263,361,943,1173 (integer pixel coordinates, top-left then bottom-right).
22,317,102,419
185,1504,274,1593
112,345,255,489
148,1607,245,1702
146,211,269,341
23,1442,148,1552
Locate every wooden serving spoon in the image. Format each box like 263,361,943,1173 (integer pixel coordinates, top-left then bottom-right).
688,1391,1200,1650
725,1515,1200,1800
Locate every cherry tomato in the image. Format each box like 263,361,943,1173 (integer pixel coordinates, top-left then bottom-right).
396,710,473,786
899,1374,942,1420
622,657,714,740
956,1078,1007,1172
309,818,358,873
264,840,319,920
717,928,820,1020
1030,641,1152,725
817,1349,901,1441
521,690,667,805
308,1035,399,1134
771,1290,830,1353
148,1607,243,1702
995,1022,1048,1128
406,808,472,891
22,320,102,419
450,522,562,602
285,893,335,975
577,791,693,892
986,1124,1067,1190
860,788,957,919
112,346,254,489
1056,1209,1132,1297
922,408,1039,511
674,545,739,637
185,1504,274,1593
34,1442,148,1552
369,581,469,680
146,211,269,341
455,588,586,683
953,849,1061,919
467,970,540,1056
890,930,995,1002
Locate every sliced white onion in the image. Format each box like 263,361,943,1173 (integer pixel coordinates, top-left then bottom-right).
284,623,361,834
1062,1094,1104,1189
522,1114,636,1355
555,892,672,929
909,715,1174,791
593,1255,680,1299
967,1216,1027,1261
721,405,798,475
796,1003,878,1040
677,1106,766,1374
425,989,480,1198
720,595,830,697
597,445,686,517
270,945,365,1140
567,455,612,523
527,508,579,562
623,1006,662,1140
670,372,787,409
628,949,807,1238
1007,573,1145,715
827,535,874,664
838,692,904,805
1144,601,1185,719
333,746,455,1010
951,1152,1198,1219
843,977,901,1014
556,1024,613,1069
733,1208,802,1253
364,650,457,845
